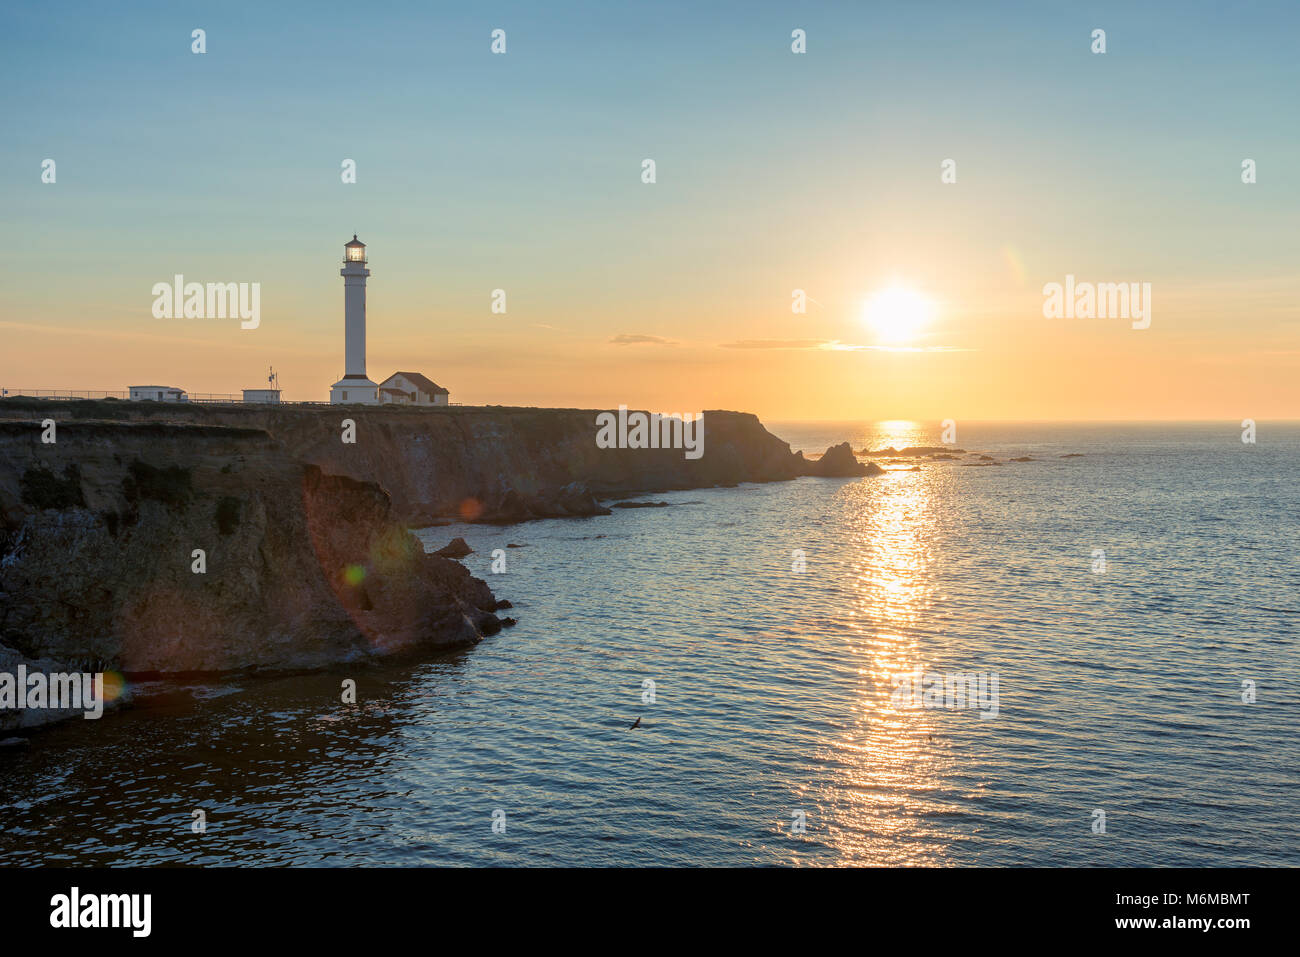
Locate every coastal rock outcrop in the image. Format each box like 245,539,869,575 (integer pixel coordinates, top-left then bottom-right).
800,442,882,478
0,402,877,526
474,480,612,524
859,445,966,457
434,536,474,558
0,421,502,687
0,400,881,732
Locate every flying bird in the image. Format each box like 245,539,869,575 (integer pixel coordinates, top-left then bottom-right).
628,717,641,730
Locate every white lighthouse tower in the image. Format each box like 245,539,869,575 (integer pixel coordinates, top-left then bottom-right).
329,235,379,405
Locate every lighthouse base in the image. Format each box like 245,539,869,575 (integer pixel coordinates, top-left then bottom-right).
329,375,379,405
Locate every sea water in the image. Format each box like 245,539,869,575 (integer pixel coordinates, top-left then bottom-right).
1,422,1296,866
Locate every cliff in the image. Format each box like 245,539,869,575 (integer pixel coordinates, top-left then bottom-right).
0,417,505,730
0,401,872,725
0,401,875,525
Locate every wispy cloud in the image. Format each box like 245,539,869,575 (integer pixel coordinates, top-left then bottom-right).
719,337,971,353
826,342,974,353
720,338,829,350
610,334,677,346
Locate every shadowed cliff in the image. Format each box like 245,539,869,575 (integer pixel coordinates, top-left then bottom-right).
0,418,504,723
0,401,878,525
0,400,872,722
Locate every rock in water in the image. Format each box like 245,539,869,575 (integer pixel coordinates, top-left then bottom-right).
434,537,473,558
801,442,882,477
475,482,612,524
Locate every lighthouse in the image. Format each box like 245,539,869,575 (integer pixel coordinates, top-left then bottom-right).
329,235,379,404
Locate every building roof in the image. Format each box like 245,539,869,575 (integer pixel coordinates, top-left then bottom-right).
382,371,449,395
345,234,365,247
379,387,408,396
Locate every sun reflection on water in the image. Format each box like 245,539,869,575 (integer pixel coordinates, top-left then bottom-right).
810,421,963,865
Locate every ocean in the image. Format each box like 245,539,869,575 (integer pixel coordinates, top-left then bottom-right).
1,421,1296,866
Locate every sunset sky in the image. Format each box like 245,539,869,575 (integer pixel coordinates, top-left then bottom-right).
3,1,1298,420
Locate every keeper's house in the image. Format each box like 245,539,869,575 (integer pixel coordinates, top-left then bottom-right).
129,385,188,402
377,372,449,406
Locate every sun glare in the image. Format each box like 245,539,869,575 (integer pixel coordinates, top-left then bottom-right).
864,286,934,345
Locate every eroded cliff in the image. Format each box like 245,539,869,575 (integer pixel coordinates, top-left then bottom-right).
0,418,503,716
0,400,871,722
0,401,874,525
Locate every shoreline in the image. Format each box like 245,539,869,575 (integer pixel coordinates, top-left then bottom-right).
0,399,870,732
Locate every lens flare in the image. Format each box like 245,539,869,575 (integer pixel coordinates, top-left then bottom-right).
100,670,127,703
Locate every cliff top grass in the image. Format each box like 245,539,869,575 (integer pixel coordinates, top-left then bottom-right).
0,418,272,440
0,397,754,422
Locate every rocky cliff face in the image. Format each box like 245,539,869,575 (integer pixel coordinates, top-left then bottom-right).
0,402,871,525
0,418,503,727
0,400,870,726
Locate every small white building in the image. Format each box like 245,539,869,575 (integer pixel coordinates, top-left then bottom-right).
130,385,188,402
378,372,449,406
242,389,282,404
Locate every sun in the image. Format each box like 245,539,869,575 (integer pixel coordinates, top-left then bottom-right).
864,286,934,345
